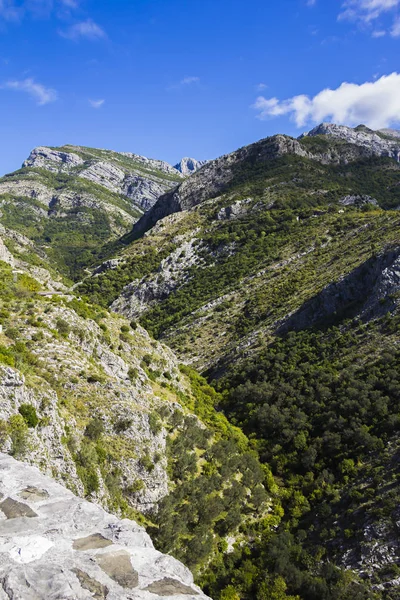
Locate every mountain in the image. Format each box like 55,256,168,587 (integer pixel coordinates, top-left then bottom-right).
81,124,400,374
0,145,184,279
174,157,208,176
0,453,208,599
132,124,400,240
24,145,184,210
300,122,400,160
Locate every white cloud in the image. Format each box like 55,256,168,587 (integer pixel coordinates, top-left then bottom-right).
256,83,268,91
3,77,57,105
180,76,200,85
252,72,400,130
59,18,106,40
89,98,104,108
338,0,400,35
391,15,400,34
339,0,400,22
167,76,201,91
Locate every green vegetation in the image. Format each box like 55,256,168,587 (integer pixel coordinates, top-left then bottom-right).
200,315,400,599
150,370,272,574
18,404,39,428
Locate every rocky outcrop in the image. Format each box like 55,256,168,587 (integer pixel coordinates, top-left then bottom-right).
119,151,184,178
339,195,378,207
79,161,126,194
174,158,207,176
216,198,253,220
23,147,84,172
300,123,400,162
122,176,168,211
0,453,208,600
111,237,202,318
0,238,14,267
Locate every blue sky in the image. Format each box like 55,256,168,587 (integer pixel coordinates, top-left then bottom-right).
1,0,400,174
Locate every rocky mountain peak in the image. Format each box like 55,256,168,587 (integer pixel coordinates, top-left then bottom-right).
174,157,207,176
19,144,184,214
300,122,400,161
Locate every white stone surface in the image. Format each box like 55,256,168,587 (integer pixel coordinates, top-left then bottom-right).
0,453,209,599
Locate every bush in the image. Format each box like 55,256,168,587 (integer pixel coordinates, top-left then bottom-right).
56,318,70,337
84,417,104,441
128,367,138,382
18,404,39,428
9,414,29,457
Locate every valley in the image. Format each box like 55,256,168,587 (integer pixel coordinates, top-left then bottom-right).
0,123,399,599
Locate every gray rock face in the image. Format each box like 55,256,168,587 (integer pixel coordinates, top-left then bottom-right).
0,238,14,267
122,176,168,211
23,147,84,172
216,198,253,220
339,195,378,207
300,123,400,162
174,158,207,176
0,453,208,600
22,145,183,213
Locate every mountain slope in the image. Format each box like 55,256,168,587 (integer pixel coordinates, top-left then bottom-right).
79,125,400,374
0,145,184,279
0,257,272,583
1,125,400,599
131,124,400,239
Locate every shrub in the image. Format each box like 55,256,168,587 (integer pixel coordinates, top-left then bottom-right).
84,417,104,441
56,318,70,337
128,367,138,382
9,414,29,457
18,404,39,428
114,418,133,433
142,353,152,366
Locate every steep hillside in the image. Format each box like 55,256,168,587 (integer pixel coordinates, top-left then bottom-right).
130,124,400,239
0,145,183,279
2,125,400,600
0,258,272,583
79,126,400,375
